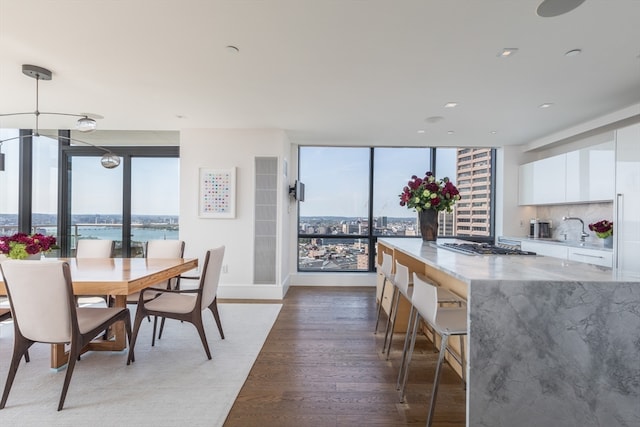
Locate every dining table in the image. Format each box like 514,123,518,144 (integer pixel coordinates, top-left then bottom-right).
0,257,198,369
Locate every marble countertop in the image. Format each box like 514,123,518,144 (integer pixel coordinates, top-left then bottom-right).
499,235,613,252
378,237,639,284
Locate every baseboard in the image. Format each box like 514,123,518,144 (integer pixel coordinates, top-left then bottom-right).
217,284,285,300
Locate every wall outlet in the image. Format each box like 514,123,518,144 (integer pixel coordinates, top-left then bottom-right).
222,264,228,274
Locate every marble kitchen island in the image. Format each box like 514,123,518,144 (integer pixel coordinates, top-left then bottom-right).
377,238,640,427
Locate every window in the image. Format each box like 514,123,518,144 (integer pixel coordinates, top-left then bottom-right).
0,129,19,235
0,128,179,257
297,146,496,271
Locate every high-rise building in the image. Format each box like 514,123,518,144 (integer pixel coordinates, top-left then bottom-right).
455,148,491,237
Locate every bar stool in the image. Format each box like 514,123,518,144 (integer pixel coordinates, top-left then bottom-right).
374,252,394,334
383,263,464,359
397,272,467,427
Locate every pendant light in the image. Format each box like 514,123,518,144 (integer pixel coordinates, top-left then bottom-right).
0,64,120,169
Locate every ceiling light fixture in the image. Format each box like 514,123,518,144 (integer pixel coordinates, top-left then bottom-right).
0,64,120,169
539,103,554,108
536,0,586,17
565,48,582,57
444,102,458,108
498,48,519,57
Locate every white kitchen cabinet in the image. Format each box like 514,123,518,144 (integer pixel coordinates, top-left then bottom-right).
518,154,566,205
520,240,568,259
520,141,615,206
615,123,640,274
565,141,615,202
567,247,613,268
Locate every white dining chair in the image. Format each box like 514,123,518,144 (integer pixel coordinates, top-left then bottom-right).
0,259,133,411
127,246,225,361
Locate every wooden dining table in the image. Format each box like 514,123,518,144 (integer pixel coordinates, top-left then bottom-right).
0,257,198,369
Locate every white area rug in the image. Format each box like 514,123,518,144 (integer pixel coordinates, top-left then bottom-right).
0,303,281,427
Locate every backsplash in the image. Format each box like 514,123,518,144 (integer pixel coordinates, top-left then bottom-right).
534,202,614,244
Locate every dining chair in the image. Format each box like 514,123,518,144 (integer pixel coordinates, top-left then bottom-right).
75,239,115,308
0,259,133,411
75,239,115,258
126,239,185,307
397,272,467,427
127,246,225,361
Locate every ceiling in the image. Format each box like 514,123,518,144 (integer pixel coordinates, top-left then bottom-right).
1,0,639,149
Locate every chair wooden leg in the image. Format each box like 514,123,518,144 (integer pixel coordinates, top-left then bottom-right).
58,341,80,411
158,316,166,339
209,297,224,339
193,314,212,360
127,309,145,365
124,312,134,364
152,315,159,346
0,336,33,409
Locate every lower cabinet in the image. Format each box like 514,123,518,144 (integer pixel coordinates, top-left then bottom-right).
567,247,613,268
520,240,612,268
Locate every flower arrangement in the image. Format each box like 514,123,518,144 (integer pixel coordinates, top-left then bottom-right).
399,171,461,212
588,220,613,239
0,233,58,259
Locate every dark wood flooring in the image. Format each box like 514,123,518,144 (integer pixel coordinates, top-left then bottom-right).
223,286,466,427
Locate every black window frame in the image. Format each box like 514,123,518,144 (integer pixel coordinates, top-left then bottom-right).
296,146,497,273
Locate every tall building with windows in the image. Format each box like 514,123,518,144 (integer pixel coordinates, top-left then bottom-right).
455,148,492,237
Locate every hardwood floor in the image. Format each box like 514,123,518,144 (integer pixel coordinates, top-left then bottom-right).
223,286,466,427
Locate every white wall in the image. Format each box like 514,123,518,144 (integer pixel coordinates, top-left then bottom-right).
179,128,291,299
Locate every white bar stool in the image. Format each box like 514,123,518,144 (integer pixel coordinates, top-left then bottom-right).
384,264,464,360
374,252,394,334
397,272,468,427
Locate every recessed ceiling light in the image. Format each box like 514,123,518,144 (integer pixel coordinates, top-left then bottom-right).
539,103,554,109
417,130,425,134
444,102,458,108
498,48,519,57
425,116,444,124
225,45,239,53
490,130,497,134
447,130,455,135
537,0,586,17
565,49,582,57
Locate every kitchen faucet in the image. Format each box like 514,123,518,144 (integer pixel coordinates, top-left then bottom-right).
562,216,589,242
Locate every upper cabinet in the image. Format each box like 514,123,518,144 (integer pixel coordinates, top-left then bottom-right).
566,141,615,202
519,140,615,205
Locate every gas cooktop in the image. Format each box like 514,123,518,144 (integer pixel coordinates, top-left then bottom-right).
438,242,537,256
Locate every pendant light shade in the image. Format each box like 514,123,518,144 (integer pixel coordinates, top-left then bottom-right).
75,116,97,132
101,152,121,169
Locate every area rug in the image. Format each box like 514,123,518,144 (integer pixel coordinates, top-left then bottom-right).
0,303,281,427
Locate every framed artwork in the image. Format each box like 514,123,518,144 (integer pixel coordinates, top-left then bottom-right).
199,167,236,218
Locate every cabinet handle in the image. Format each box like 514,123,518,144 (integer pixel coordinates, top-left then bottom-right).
616,193,623,269
573,253,604,259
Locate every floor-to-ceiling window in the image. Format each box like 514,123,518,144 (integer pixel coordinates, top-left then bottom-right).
0,129,179,258
297,146,496,272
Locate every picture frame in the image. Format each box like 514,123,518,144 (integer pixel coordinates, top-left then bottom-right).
199,167,236,218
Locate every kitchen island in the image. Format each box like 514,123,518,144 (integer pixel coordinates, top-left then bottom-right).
378,237,640,427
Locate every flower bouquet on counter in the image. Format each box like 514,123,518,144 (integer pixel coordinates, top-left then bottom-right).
398,171,461,212
0,233,58,259
588,220,613,239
